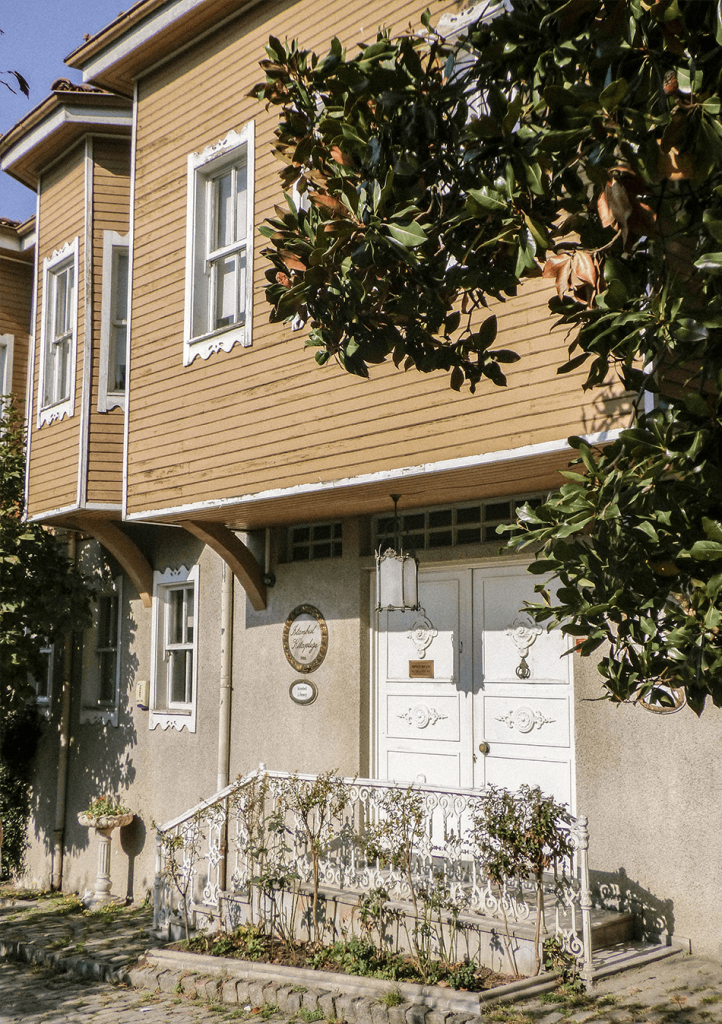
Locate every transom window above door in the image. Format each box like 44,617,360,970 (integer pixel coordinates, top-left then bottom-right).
374,494,545,552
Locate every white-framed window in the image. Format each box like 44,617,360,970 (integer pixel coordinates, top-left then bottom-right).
0,333,14,397
80,576,122,726
183,123,254,365
98,232,129,412
30,643,53,715
38,238,79,426
150,564,199,732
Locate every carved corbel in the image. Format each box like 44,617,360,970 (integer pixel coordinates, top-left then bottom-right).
182,520,267,611
57,518,153,608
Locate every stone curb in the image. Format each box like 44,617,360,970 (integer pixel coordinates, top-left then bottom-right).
144,947,562,1017
0,936,139,985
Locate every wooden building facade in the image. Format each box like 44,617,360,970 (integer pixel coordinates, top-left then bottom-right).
1,0,720,961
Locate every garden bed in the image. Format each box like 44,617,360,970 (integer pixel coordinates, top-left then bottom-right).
170,930,519,992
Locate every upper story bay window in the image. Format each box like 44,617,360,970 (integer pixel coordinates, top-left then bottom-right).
184,122,254,365
38,238,79,426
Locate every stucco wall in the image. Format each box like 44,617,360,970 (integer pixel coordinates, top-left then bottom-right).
574,652,722,956
22,522,366,902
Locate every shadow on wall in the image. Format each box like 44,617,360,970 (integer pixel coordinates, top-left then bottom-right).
591,866,675,944
30,599,140,894
581,383,634,437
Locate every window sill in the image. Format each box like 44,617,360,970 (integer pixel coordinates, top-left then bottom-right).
149,707,195,732
38,398,73,427
183,322,251,366
80,706,119,727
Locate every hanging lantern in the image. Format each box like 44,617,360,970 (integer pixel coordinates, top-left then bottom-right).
375,495,419,612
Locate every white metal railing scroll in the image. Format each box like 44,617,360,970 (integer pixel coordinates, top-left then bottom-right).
153,766,594,976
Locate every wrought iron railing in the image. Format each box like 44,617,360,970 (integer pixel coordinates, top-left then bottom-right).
154,766,593,976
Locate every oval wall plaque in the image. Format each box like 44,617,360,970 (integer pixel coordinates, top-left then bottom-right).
283,604,328,673
289,679,318,706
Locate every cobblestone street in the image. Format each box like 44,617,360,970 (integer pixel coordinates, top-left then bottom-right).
3,949,722,1024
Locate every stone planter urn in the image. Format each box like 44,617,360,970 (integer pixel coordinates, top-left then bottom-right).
77,811,134,908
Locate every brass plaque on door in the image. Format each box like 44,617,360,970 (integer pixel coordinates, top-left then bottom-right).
409,660,434,678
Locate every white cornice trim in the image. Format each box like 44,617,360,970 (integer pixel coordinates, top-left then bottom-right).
124,429,622,522
79,0,211,82
0,107,133,174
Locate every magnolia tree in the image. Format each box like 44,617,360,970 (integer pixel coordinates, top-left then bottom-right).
253,0,722,713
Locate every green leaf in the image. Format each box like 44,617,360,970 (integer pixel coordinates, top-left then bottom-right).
385,221,427,247
687,541,722,561
467,187,507,211
599,78,628,109
702,518,722,544
694,252,722,271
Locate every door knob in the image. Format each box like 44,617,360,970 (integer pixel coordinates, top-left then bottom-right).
478,741,490,755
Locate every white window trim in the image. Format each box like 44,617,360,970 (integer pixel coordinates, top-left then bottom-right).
183,122,254,366
80,575,122,726
38,237,79,427
0,333,14,396
98,231,129,413
149,564,199,732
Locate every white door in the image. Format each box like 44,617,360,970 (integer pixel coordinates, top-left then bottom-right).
374,563,575,810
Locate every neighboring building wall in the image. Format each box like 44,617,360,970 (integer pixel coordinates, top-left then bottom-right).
575,653,722,958
28,143,86,517
0,252,32,417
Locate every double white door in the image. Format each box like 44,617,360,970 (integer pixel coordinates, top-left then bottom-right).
374,563,575,810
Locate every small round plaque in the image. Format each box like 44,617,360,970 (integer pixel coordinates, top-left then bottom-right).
290,679,318,705
283,604,328,674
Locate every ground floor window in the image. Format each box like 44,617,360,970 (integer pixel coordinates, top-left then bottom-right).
150,564,199,732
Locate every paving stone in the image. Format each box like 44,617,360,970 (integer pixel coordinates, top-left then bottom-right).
234,980,252,1006
222,977,241,1003
199,976,221,1000
318,991,338,1018
371,1001,390,1024
426,1012,452,1024
355,998,376,1024
181,972,200,994
157,969,181,994
538,1014,565,1024
405,1004,429,1024
303,988,321,1011
248,980,268,1006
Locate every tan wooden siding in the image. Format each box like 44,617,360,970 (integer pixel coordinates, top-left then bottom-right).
27,143,85,518
87,137,130,505
0,255,33,420
126,0,628,520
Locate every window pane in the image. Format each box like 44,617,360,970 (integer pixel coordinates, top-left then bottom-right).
214,255,236,329
0,343,6,392
215,171,233,249
236,249,246,320
169,589,184,644
185,587,194,643
169,650,188,703
236,161,247,242
456,505,481,525
56,337,71,402
98,651,116,703
113,250,129,321
111,324,127,391
98,596,112,647
55,269,68,339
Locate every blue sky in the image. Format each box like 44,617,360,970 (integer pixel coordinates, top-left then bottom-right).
0,1,126,222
